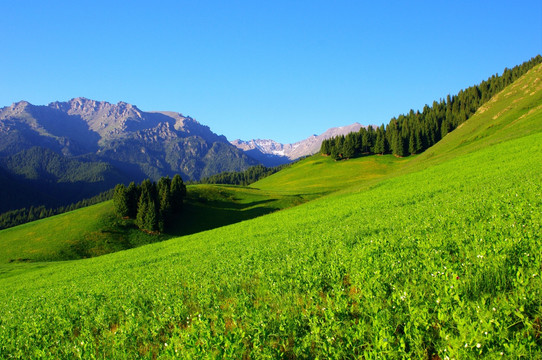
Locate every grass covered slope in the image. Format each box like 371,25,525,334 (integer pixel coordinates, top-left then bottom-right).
0,65,541,358
252,153,410,196
0,184,305,264
411,62,542,170
0,201,123,263
0,121,540,358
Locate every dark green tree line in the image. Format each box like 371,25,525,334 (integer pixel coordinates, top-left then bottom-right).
113,174,186,233
321,55,542,160
0,189,115,230
197,164,289,186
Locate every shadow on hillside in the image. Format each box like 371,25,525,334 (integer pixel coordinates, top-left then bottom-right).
190,196,276,210
53,198,281,261
167,200,279,237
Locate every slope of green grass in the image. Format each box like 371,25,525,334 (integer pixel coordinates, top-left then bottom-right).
0,64,540,358
410,62,542,171
0,184,305,264
0,201,125,264
0,125,540,359
252,153,410,196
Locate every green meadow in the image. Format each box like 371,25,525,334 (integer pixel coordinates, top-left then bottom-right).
0,64,541,358
0,185,305,265
253,153,409,196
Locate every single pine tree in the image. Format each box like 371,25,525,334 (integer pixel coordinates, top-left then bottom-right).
113,184,130,218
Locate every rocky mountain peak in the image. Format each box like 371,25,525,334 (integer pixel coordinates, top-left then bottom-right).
48,98,143,120
4,101,31,115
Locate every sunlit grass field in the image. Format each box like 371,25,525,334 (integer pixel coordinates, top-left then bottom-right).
0,185,305,264
0,64,540,358
252,153,410,196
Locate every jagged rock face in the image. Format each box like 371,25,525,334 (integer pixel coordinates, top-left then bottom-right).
231,123,364,166
0,98,258,181
48,98,147,137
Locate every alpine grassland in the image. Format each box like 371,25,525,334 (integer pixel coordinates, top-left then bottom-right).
0,64,541,358
253,153,410,196
0,185,304,264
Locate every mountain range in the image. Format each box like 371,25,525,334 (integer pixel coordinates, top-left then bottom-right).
0,98,258,211
0,97,363,212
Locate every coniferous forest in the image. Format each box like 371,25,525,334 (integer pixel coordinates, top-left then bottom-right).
321,55,542,159
0,190,114,230
197,164,289,186
113,174,186,233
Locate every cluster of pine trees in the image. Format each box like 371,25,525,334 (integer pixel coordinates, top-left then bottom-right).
0,190,114,230
197,164,289,186
321,55,542,160
113,175,186,233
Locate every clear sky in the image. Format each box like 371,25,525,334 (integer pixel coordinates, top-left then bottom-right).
1,1,540,144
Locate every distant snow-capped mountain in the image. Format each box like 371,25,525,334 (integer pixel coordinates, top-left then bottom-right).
231,123,364,167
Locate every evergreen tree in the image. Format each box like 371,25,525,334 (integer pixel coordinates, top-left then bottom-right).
408,131,416,155
367,125,376,152
158,177,173,232
171,174,186,213
352,132,362,155
145,199,159,232
343,134,356,159
360,128,369,153
126,182,139,218
320,139,331,155
136,198,148,230
113,184,130,218
135,179,160,232
332,135,345,160
374,127,385,155
393,133,406,157
414,129,423,154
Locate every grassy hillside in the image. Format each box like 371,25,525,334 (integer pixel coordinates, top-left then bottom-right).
0,201,120,263
410,62,542,170
0,64,541,358
252,153,411,196
0,184,305,264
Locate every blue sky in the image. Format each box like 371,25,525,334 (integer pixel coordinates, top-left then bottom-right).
1,1,540,144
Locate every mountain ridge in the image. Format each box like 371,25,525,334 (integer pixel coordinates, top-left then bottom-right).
0,98,259,212
0,97,257,180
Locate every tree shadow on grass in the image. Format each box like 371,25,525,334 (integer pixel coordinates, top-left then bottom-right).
167,200,279,237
